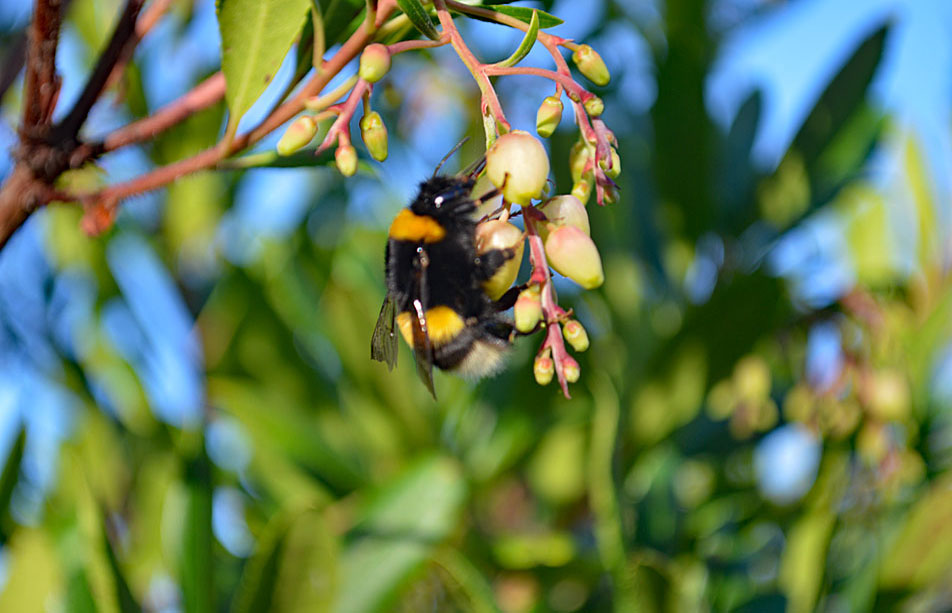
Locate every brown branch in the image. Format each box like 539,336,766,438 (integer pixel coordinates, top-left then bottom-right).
101,71,226,152
53,0,146,140
22,0,64,130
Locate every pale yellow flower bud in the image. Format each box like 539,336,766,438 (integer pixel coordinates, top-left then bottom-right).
359,43,391,83
544,225,604,289
276,116,317,156
486,131,550,205
535,96,563,138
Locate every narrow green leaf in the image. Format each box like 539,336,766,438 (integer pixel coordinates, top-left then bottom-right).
335,456,467,613
433,548,500,613
0,424,25,545
232,508,338,613
496,9,539,68
181,450,214,613
396,0,440,40
218,0,312,130
483,5,562,28
100,519,141,613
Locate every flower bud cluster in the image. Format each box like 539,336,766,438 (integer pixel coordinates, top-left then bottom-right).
481,131,604,395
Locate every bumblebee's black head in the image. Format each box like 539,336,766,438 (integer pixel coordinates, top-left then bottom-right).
410,175,477,219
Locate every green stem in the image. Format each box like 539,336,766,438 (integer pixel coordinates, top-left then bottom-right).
589,373,639,611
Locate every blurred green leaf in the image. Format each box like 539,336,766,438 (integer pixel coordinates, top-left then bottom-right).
181,446,214,613
0,423,25,544
396,0,440,40
335,456,467,613
470,5,563,28
218,0,312,133
880,473,952,588
233,507,338,613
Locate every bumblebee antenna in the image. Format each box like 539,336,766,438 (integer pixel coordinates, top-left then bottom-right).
462,156,486,181
432,137,471,177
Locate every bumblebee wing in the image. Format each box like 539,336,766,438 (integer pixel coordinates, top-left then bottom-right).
371,294,398,370
409,297,436,399
407,248,436,399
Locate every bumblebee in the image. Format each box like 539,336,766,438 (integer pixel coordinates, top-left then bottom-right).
370,158,520,398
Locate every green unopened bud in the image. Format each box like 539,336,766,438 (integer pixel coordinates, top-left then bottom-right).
583,95,604,117
475,219,524,300
535,96,563,138
571,44,610,86
359,111,388,161
544,225,604,289
534,352,554,386
600,147,621,179
867,369,910,421
563,320,589,352
277,116,318,155
359,43,391,83
486,130,550,205
514,285,543,333
562,356,580,383
335,143,357,177
569,141,591,183
571,178,592,205
538,195,590,236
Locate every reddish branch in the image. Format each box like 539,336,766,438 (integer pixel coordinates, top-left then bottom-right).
101,72,226,152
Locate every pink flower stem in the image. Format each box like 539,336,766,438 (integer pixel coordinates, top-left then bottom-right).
433,0,510,140
524,209,571,398
317,79,372,153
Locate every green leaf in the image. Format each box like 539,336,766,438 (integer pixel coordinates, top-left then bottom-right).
0,424,25,545
880,473,952,589
218,0,312,131
232,508,338,613
496,9,539,67
485,5,563,28
335,456,467,613
181,449,214,613
99,513,140,613
396,0,440,40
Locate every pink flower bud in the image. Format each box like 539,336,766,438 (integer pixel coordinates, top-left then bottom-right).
335,143,357,177
571,44,610,87
538,195,590,236
475,219,524,300
571,178,592,205
544,225,604,289
569,140,592,183
583,95,604,117
600,147,621,179
486,131,550,205
276,116,317,156
535,96,563,138
359,43,391,83
534,353,554,386
562,356,580,383
359,111,389,162
562,320,590,352
514,285,543,333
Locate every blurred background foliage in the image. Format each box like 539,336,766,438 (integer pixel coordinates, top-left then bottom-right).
1,0,952,611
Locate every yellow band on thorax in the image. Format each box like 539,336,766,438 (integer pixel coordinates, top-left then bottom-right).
389,209,446,243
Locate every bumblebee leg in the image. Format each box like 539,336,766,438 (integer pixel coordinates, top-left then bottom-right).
475,247,516,281
493,283,528,311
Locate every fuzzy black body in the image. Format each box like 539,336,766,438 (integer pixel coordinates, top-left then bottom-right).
371,174,515,398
